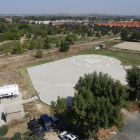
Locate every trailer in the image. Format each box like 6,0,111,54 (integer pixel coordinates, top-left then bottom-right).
0,84,19,98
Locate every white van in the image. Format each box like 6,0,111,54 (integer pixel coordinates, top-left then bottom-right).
0,84,19,98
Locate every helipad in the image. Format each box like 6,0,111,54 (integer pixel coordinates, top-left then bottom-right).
27,55,127,106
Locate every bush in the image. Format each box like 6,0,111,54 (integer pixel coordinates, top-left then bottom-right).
11,132,22,140
11,41,23,54
0,125,8,136
59,41,69,52
35,49,43,58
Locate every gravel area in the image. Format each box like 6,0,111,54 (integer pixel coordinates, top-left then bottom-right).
105,109,140,140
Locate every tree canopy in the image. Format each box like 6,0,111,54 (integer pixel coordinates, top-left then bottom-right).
126,66,140,91
65,34,77,44
11,41,23,54
121,28,130,41
59,40,69,52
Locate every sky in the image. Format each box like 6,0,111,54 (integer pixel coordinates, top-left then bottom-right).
0,0,140,15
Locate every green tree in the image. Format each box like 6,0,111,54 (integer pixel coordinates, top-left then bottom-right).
121,28,130,41
56,41,59,47
126,66,140,99
11,132,22,140
36,42,42,49
28,39,35,50
51,96,67,115
65,34,77,44
0,125,8,136
59,41,69,52
130,31,140,40
96,32,101,38
11,41,23,54
67,71,128,137
35,49,43,58
43,36,51,49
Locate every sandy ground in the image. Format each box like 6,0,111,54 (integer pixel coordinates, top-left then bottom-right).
112,41,140,51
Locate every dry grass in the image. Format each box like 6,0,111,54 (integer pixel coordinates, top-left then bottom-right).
127,101,140,112
96,126,118,140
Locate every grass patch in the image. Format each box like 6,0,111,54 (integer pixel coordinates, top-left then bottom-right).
0,42,14,54
79,49,140,66
76,37,91,42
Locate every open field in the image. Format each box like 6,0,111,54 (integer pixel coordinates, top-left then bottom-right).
0,42,14,55
112,41,140,51
80,49,140,66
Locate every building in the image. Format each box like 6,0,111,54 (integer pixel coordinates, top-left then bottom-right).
19,20,34,24
98,21,140,32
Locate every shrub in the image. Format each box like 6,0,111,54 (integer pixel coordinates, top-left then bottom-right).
0,125,8,136
11,41,23,54
35,49,43,58
11,132,22,140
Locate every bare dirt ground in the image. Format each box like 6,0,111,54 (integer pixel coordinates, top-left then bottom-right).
112,41,140,51
4,100,53,138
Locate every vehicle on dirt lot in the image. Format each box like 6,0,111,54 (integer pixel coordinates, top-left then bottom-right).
27,118,45,137
49,115,62,127
40,114,54,132
59,131,79,140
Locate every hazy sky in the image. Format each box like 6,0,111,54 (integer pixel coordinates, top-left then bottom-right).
0,0,140,15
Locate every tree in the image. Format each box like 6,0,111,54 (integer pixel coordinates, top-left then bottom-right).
56,41,59,47
35,49,43,58
67,71,128,137
11,132,22,140
0,125,8,136
96,32,101,38
121,28,130,41
87,29,93,37
43,36,51,49
11,41,23,54
36,42,42,49
51,96,67,115
126,66,140,99
130,31,140,40
28,39,35,50
113,28,119,35
59,40,69,52
65,34,77,44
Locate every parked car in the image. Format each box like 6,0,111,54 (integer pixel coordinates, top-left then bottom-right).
59,131,79,140
49,115,62,127
27,118,45,137
40,114,54,132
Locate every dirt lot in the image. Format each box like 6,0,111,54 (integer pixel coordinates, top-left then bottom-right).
4,100,60,139
112,41,140,51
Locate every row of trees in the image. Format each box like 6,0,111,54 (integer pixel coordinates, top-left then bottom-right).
11,33,78,54
121,28,140,41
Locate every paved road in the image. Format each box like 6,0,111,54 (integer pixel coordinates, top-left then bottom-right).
105,109,140,140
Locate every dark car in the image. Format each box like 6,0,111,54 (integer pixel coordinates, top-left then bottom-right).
27,118,45,137
40,114,54,132
49,115,62,128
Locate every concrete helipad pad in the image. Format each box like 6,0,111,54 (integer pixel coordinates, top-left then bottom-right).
27,55,127,106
